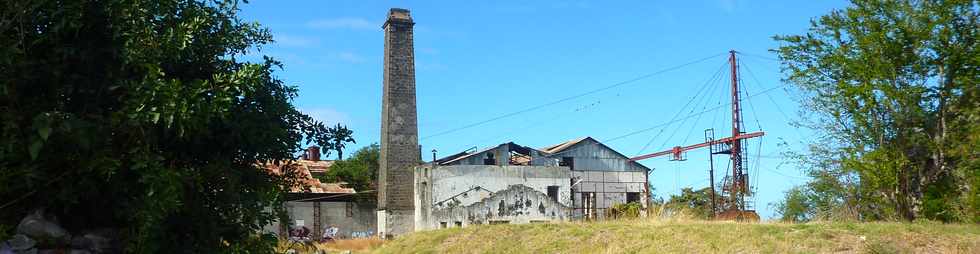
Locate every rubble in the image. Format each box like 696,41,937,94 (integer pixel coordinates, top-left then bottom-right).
1,210,118,254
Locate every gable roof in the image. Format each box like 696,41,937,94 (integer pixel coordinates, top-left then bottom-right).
260,159,355,194
437,142,542,165
541,137,653,172
540,137,588,154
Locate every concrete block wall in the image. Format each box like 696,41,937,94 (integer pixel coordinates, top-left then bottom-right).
571,170,647,219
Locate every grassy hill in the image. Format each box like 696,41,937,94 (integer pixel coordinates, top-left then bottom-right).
372,219,979,253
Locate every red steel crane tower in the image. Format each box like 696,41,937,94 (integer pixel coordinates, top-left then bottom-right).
630,50,763,220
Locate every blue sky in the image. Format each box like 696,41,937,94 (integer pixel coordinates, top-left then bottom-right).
239,0,850,219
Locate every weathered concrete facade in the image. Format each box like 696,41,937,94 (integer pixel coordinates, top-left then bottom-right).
541,137,651,220
263,200,378,239
378,8,418,238
412,138,651,229
414,165,572,229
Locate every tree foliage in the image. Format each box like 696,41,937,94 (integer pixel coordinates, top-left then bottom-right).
774,0,979,222
664,187,726,220
327,123,356,160
317,143,380,193
0,0,332,252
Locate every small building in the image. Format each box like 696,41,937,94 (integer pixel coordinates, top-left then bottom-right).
261,147,378,240
413,138,651,230
540,137,651,220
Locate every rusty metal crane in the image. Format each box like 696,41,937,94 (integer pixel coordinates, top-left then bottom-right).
630,50,763,220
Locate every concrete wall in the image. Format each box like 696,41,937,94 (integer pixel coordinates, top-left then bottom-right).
263,201,378,239
570,170,648,219
429,184,570,227
546,138,650,219
414,165,572,230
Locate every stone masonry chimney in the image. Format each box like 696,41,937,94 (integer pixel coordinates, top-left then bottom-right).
377,8,417,238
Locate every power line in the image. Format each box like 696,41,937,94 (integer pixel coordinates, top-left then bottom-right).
420,52,728,140
738,51,780,62
634,61,728,156
604,81,791,144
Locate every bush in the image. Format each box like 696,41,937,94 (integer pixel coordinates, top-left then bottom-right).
606,202,643,219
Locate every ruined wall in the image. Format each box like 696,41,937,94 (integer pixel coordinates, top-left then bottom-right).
445,143,557,167
378,8,417,237
570,170,648,219
263,201,377,239
414,165,572,230
430,184,570,227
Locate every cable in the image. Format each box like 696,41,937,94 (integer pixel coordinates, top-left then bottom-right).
738,51,780,62
634,61,728,155
738,59,764,132
741,59,807,140
420,52,728,140
604,81,791,144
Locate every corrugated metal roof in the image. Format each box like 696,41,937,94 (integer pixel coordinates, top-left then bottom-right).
540,137,588,154
438,143,507,165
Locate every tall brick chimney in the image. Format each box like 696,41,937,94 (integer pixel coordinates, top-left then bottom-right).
377,7,418,238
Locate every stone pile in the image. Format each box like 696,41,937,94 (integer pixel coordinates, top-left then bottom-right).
1,210,117,254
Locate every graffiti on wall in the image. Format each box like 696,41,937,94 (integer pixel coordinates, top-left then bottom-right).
351,230,375,238
431,184,570,226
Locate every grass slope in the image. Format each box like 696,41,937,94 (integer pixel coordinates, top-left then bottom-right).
374,220,980,253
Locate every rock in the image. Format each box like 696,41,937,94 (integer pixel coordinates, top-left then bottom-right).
69,232,114,254
68,250,91,254
16,210,68,246
0,242,11,254
7,235,35,251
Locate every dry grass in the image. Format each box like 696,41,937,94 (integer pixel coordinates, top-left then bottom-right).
274,216,980,253
373,218,980,254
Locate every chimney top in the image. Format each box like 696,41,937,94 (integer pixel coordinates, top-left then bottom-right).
388,8,411,19
384,8,413,29
306,146,321,161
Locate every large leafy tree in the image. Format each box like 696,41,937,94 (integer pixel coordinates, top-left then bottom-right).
0,0,332,252
774,0,979,222
318,143,379,193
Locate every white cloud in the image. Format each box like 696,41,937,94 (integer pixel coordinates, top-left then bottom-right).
336,51,365,63
306,18,378,30
302,107,350,126
274,34,319,48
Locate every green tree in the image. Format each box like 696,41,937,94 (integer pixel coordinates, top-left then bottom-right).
328,123,356,160
0,0,331,252
317,143,379,193
774,0,979,222
664,187,718,219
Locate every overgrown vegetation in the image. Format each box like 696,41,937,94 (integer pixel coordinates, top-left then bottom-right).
605,202,643,219
316,143,380,193
773,0,980,222
0,0,334,252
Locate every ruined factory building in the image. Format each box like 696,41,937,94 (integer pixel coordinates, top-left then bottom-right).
260,147,377,240
414,137,652,230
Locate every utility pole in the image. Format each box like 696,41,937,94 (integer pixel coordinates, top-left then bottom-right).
705,129,717,218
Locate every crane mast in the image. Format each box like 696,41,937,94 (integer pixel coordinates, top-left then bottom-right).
630,50,762,219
